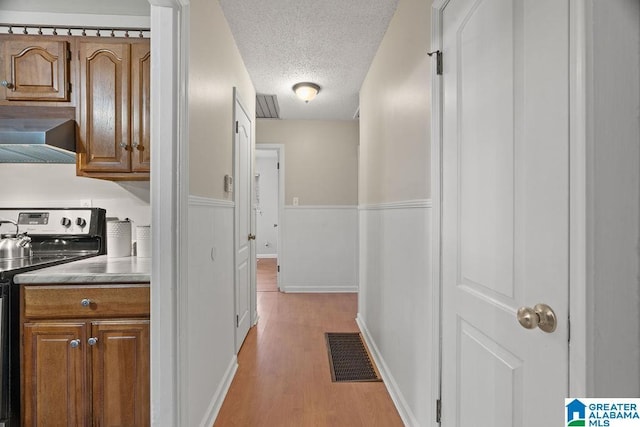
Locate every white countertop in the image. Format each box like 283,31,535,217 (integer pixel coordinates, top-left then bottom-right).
14,255,151,284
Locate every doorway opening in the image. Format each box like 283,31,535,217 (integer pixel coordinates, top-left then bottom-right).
255,144,284,293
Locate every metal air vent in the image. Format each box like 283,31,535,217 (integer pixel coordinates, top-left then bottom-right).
256,94,280,119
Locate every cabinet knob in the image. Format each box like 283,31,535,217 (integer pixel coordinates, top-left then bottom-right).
88,337,98,346
119,142,129,150
70,339,80,348
132,141,140,149
1,80,13,89
80,298,91,307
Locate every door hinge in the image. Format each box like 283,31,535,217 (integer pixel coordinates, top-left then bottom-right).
277,162,280,170
568,316,571,342
277,265,280,273
235,121,239,133
236,314,239,327
427,50,443,75
68,82,72,93
67,50,72,60
436,399,442,423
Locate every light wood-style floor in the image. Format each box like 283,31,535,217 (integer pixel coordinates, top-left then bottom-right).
256,258,278,292
214,261,403,427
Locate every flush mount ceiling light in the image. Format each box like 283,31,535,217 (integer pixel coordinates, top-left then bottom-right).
292,82,321,103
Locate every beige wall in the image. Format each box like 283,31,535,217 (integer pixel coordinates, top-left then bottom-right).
189,0,255,199
257,119,358,206
359,0,431,205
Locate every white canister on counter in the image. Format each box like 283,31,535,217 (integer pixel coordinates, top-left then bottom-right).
136,225,151,258
107,219,132,257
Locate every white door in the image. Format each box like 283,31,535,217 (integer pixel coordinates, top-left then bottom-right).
234,94,253,352
440,0,569,425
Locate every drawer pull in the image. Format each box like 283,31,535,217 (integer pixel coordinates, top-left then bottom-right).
70,339,80,348
88,337,98,346
80,298,92,307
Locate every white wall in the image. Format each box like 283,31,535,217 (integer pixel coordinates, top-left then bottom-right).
281,206,358,292
587,0,640,397
257,120,359,292
358,203,431,425
358,0,434,425
255,151,278,257
184,0,255,424
186,198,236,427
0,164,150,226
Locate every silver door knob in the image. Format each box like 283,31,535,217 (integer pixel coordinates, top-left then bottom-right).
88,337,98,346
119,142,128,149
81,298,91,307
70,339,80,348
132,141,140,149
517,303,557,333
1,80,13,89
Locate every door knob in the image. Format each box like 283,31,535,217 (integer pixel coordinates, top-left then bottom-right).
88,337,98,346
70,339,80,348
1,80,14,89
248,233,256,241
517,303,557,333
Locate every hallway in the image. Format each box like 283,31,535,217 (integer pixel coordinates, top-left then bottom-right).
214,290,403,426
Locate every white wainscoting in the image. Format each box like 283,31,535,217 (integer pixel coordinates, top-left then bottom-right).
281,205,358,292
186,196,237,427
357,200,434,427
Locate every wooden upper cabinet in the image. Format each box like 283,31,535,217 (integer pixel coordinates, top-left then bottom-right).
77,39,150,180
78,41,131,173
131,43,151,173
2,38,70,101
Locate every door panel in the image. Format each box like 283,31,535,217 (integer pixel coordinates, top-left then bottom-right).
23,322,86,427
91,320,150,427
131,42,151,172
441,0,569,425
78,41,130,172
234,95,252,352
4,39,70,101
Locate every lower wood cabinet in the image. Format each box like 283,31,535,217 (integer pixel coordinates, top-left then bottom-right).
21,284,150,427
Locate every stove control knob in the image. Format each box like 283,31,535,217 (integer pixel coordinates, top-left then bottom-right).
61,217,72,228
76,217,87,228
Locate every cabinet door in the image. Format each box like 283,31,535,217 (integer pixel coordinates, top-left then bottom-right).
23,322,87,427
2,39,70,101
91,320,150,427
131,42,151,172
78,41,131,173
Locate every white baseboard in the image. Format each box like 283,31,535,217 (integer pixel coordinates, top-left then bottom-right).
257,254,278,259
357,315,420,427
198,356,238,427
281,284,358,293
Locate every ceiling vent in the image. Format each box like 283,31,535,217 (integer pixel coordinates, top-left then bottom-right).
256,94,280,119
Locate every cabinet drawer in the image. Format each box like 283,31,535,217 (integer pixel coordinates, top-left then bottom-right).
23,285,149,319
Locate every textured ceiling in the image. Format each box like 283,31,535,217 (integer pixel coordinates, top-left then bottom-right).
219,0,399,121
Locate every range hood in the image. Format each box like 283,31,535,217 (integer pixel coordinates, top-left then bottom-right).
0,118,76,163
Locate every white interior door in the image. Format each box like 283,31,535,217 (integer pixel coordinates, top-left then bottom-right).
234,94,252,352
440,0,569,425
